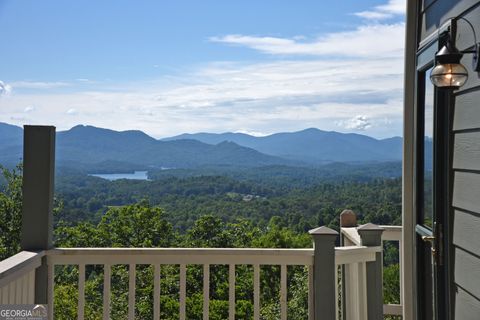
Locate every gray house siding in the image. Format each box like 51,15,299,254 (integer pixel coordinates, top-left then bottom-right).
451,2,480,317
420,0,480,318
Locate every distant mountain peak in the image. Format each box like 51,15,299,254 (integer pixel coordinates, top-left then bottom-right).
62,125,155,140
68,124,112,132
299,127,323,133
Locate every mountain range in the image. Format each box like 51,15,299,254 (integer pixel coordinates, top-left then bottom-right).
164,129,402,163
0,122,405,171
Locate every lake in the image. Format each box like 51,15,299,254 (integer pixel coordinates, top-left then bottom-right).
89,171,150,181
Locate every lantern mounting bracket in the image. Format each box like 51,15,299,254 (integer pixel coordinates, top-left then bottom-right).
450,17,480,72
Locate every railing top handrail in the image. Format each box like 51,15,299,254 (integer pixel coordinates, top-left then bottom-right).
381,226,403,241
335,245,381,265
47,248,316,266
379,225,402,231
380,225,402,241
0,250,45,275
341,225,402,243
48,247,314,256
341,227,362,246
45,246,381,267
0,250,44,287
335,245,381,254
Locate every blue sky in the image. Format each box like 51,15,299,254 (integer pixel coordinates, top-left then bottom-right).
0,0,406,138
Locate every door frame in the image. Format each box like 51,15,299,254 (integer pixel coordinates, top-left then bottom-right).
411,30,453,320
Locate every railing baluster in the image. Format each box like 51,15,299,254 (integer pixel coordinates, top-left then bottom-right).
308,265,314,320
253,264,260,320
280,264,287,320
15,277,22,303
28,270,35,303
8,282,14,304
203,264,209,320
180,264,186,320
357,262,367,320
22,276,27,303
335,265,339,320
154,264,161,320
128,264,136,320
1,285,8,304
103,264,111,320
78,264,85,320
229,264,235,320
22,274,29,303
48,263,54,320
345,262,357,320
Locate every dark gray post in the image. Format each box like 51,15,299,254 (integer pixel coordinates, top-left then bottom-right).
357,223,384,320
21,125,56,304
309,226,338,320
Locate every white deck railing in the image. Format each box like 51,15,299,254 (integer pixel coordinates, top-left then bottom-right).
47,248,314,320
45,245,379,320
342,225,403,317
0,250,44,304
0,224,399,320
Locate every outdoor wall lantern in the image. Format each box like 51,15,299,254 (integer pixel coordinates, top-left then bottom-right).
430,17,480,89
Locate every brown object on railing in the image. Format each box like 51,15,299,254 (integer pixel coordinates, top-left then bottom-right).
340,209,357,227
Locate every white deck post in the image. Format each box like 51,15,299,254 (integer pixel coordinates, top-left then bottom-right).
21,126,56,304
309,226,338,320
357,223,384,320
403,1,419,319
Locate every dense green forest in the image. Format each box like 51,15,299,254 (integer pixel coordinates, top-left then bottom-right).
55,163,402,231
1,164,401,319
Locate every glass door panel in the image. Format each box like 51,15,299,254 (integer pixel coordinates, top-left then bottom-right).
416,65,435,320
422,67,434,229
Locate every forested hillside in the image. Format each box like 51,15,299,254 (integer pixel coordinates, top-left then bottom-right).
55,166,401,231
1,164,401,319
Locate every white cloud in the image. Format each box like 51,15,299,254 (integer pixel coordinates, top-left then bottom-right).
24,106,35,113
377,0,406,14
210,23,405,58
336,115,372,131
0,56,404,138
355,11,393,20
355,0,406,20
10,81,70,89
234,130,269,137
0,81,12,96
